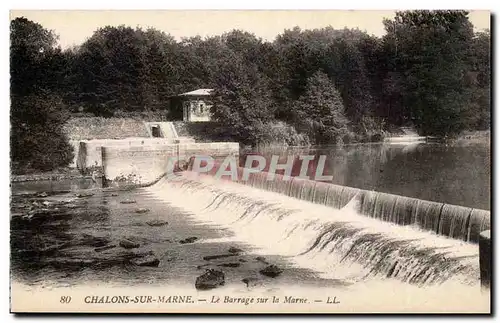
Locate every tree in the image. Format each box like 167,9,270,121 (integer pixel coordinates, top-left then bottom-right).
292,71,350,144
10,17,59,97
383,10,476,136
464,31,491,130
10,93,74,173
10,17,74,173
321,37,374,123
75,26,147,113
211,51,274,146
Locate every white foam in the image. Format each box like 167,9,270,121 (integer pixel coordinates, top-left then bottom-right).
145,173,481,286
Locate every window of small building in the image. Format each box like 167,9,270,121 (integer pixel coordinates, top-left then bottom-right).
151,125,161,138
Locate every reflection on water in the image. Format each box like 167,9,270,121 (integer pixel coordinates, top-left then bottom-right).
244,142,490,210
11,178,95,194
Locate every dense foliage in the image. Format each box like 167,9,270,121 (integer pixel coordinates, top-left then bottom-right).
10,11,490,171
10,18,74,173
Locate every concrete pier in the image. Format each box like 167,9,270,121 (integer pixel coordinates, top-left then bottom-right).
479,230,491,289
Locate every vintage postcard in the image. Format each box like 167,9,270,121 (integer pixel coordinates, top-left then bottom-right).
9,9,491,314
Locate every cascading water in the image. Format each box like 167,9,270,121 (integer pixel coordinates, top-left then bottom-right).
145,172,481,288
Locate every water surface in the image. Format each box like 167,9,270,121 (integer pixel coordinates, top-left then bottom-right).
248,142,490,210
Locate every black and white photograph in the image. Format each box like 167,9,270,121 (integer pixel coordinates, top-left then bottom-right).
8,9,491,313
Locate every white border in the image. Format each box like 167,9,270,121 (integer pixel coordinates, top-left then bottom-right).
1,1,497,322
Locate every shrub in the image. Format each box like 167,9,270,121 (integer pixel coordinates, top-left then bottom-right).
11,93,75,174
253,121,310,147
291,71,350,145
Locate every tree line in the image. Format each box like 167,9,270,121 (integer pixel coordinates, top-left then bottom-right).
10,10,490,172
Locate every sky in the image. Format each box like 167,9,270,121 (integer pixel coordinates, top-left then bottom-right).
10,10,491,49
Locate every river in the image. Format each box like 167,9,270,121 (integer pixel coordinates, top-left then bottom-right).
247,141,490,210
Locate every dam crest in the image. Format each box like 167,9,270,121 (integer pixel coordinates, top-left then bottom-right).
144,170,488,288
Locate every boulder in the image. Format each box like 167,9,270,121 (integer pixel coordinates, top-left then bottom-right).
203,254,234,261
179,237,198,244
135,208,150,214
119,239,140,249
120,199,136,204
131,255,160,267
255,256,269,264
242,277,261,288
217,263,241,268
195,269,225,290
37,192,48,198
76,192,94,198
259,265,283,278
228,247,244,254
146,220,168,227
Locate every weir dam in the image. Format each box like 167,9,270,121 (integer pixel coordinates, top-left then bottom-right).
138,163,490,289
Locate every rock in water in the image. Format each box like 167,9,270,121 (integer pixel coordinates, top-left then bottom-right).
135,208,150,214
179,237,198,244
195,269,225,290
255,256,269,264
119,239,140,249
217,263,241,268
228,247,244,254
120,199,136,204
131,255,160,267
37,192,48,198
146,220,168,227
259,265,283,278
76,192,94,198
242,277,262,288
203,254,234,261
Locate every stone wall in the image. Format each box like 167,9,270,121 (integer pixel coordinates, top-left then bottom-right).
101,142,240,185
76,138,189,172
64,117,151,140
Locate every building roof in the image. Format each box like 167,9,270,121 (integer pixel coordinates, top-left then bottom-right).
178,89,213,96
